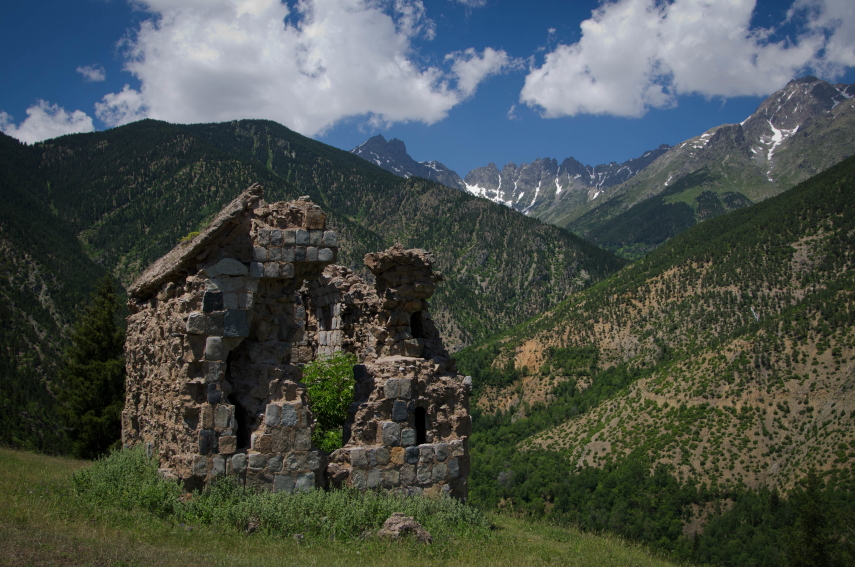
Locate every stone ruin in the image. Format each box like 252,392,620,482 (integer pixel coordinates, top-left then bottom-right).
122,184,471,499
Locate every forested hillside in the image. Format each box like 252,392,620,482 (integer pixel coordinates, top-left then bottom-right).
460,155,855,565
0,120,624,450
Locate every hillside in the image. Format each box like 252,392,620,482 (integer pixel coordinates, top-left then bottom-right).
459,155,855,562
466,152,855,488
561,77,855,258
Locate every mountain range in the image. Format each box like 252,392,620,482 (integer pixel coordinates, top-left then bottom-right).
351,76,855,259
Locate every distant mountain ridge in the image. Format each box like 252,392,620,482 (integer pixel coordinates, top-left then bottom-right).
462,145,671,215
350,134,466,191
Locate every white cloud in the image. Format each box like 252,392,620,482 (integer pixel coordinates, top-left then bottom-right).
98,0,507,133
447,47,517,98
0,100,94,144
95,84,148,126
76,64,106,82
451,0,487,7
520,0,854,119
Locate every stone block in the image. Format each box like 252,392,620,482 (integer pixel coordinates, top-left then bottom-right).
309,230,323,246
435,443,449,462
230,453,246,473
318,248,334,262
382,469,400,488
375,447,391,466
306,452,320,470
205,258,248,277
367,468,382,489
224,310,249,337
418,445,434,463
307,247,318,262
257,228,271,246
281,404,298,427
199,429,216,454
432,462,447,482
281,247,295,262
296,472,315,492
248,453,268,470
294,428,312,450
192,455,209,477
267,455,283,472
283,229,296,244
207,382,221,404
398,378,413,399
405,446,420,465
186,312,206,334
214,405,231,428
295,247,306,262
322,231,337,247
274,473,295,493
350,447,368,467
268,246,283,261
250,262,264,278
252,246,268,261
219,435,237,454
223,293,238,310
211,455,225,477
296,229,310,245
280,263,294,279
265,404,281,426
204,337,224,361
271,229,283,246
381,421,401,447
264,263,279,278
400,464,416,485
392,400,408,421
390,447,405,465
201,405,214,429
384,379,400,399
448,458,459,479
253,435,273,453
203,291,224,312
350,468,367,489
207,312,224,335
417,464,432,485
401,428,416,447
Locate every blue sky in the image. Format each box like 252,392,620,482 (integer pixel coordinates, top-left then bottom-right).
1,0,853,177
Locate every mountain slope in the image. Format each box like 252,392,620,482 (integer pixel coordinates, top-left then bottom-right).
462,153,855,491
563,76,855,256
350,134,466,191
7,119,625,352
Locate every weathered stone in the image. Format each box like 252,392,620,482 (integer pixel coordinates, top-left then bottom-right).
214,405,231,428
252,246,268,261
264,262,279,278
377,513,432,544
219,435,237,454
295,229,310,245
405,446,420,465
350,447,368,467
268,455,284,472
435,443,449,462
401,428,416,447
248,453,268,469
270,229,283,246
211,455,226,477
274,473,295,493
309,230,323,246
307,247,318,262
417,464,432,485
250,262,264,278
448,458,460,479
296,473,315,492
265,404,281,426
231,453,247,473
224,310,249,337
281,404,298,427
432,462,447,482
381,421,401,447
283,230,296,244
322,231,337,246
203,291,224,312
204,337,224,360
204,258,248,277
318,248,334,262
350,468,367,489
186,312,206,334
392,400,408,421
193,455,209,477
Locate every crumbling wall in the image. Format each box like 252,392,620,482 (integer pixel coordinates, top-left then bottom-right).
123,185,470,499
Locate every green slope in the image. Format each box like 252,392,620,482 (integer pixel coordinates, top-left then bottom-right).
459,154,855,565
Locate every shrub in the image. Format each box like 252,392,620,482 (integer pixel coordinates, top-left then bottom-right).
302,351,357,452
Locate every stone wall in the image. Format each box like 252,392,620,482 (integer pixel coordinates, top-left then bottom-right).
123,184,470,499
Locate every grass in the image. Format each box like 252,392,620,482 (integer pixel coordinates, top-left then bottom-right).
0,447,688,566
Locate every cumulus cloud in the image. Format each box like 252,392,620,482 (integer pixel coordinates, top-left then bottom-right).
521,0,854,118
0,100,94,144
451,0,487,7
76,64,106,82
97,0,509,134
447,47,518,98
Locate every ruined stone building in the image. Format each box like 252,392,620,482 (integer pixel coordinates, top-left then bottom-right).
122,184,470,499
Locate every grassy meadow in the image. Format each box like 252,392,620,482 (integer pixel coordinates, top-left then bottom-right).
0,447,688,567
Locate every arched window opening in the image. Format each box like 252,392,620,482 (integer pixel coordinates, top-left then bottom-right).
415,406,428,446
410,310,425,339
229,394,251,450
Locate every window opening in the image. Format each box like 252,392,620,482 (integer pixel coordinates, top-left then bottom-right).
410,310,425,339
415,406,428,445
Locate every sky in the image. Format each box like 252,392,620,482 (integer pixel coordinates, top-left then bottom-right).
1,0,854,177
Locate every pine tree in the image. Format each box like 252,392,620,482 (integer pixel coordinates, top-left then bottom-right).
57,276,126,459
787,468,840,567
